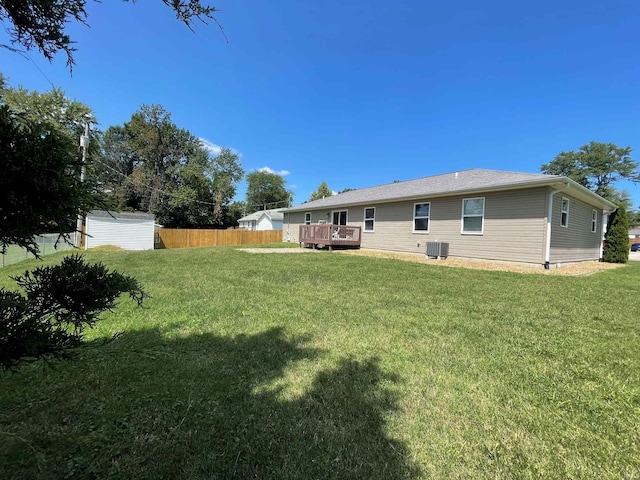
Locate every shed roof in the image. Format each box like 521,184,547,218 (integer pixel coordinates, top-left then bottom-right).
285,169,616,212
88,210,155,221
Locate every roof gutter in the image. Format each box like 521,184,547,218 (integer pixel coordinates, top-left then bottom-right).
544,180,571,269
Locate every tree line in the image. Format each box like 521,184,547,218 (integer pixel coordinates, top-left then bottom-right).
0,75,293,229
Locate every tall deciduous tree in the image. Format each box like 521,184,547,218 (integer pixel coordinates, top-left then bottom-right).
245,170,291,211
541,142,639,200
309,181,333,202
94,105,243,228
96,125,138,209
0,78,99,158
209,147,244,226
0,0,220,68
122,104,210,226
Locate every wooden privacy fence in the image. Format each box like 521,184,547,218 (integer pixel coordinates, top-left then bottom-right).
155,229,282,249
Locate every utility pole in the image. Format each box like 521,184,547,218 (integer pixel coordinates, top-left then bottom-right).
75,117,90,248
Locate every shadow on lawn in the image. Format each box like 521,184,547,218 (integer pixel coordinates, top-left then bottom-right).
1,327,419,479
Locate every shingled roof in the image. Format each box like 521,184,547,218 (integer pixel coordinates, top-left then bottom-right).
286,169,616,212
238,208,285,222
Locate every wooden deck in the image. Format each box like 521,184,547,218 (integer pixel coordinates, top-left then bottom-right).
299,224,361,250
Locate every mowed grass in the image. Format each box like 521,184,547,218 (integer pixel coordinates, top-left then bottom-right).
1,246,639,479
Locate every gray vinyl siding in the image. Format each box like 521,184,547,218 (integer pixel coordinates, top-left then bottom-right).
282,211,321,242
285,188,551,264
549,194,602,263
357,188,548,264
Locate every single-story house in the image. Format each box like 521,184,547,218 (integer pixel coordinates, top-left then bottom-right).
629,228,640,240
238,208,285,231
85,211,155,250
282,169,617,268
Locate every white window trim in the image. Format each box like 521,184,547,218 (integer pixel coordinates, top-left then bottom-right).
331,210,348,225
591,209,597,233
461,197,485,235
561,197,569,228
304,212,311,225
364,207,375,233
413,202,430,234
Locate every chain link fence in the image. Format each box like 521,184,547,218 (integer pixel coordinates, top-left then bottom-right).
1,234,75,268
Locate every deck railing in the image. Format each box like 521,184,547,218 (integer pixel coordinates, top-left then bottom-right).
299,224,361,249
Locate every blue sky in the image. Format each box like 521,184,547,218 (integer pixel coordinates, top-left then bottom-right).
1,0,639,209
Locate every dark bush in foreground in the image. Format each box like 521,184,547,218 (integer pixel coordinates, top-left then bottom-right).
0,254,147,370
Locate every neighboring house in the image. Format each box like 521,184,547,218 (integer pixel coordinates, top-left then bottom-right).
282,169,617,268
629,228,640,240
238,209,285,231
85,211,155,250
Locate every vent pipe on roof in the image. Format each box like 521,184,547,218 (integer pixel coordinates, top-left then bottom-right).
455,172,458,178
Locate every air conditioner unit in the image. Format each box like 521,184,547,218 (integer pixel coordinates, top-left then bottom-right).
426,241,449,259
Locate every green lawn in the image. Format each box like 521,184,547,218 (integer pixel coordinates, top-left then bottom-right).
1,247,639,479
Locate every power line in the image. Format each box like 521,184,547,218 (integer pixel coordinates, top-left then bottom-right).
12,49,56,89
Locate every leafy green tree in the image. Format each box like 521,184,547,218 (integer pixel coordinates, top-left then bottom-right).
1,83,93,133
0,78,100,161
95,125,137,202
209,148,244,226
164,148,216,227
226,201,247,227
603,205,630,263
606,187,633,211
541,142,639,200
121,104,212,226
95,105,243,228
0,105,99,255
629,208,640,228
309,181,333,202
0,0,220,68
245,169,291,210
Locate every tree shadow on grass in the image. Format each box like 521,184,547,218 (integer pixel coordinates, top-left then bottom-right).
1,327,419,479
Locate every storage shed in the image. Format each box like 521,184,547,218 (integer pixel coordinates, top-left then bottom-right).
85,211,155,251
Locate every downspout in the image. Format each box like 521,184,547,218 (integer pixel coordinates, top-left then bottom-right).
286,211,291,242
544,181,570,269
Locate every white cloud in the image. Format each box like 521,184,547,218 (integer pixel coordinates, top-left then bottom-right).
199,138,242,158
257,166,290,176
199,138,222,156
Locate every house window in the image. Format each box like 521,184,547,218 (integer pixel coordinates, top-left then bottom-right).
413,203,430,233
332,210,348,225
591,210,597,233
364,207,375,232
561,197,569,227
304,212,311,225
462,197,484,234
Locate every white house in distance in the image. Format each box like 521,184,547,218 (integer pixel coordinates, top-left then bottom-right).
85,211,155,250
238,209,285,231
